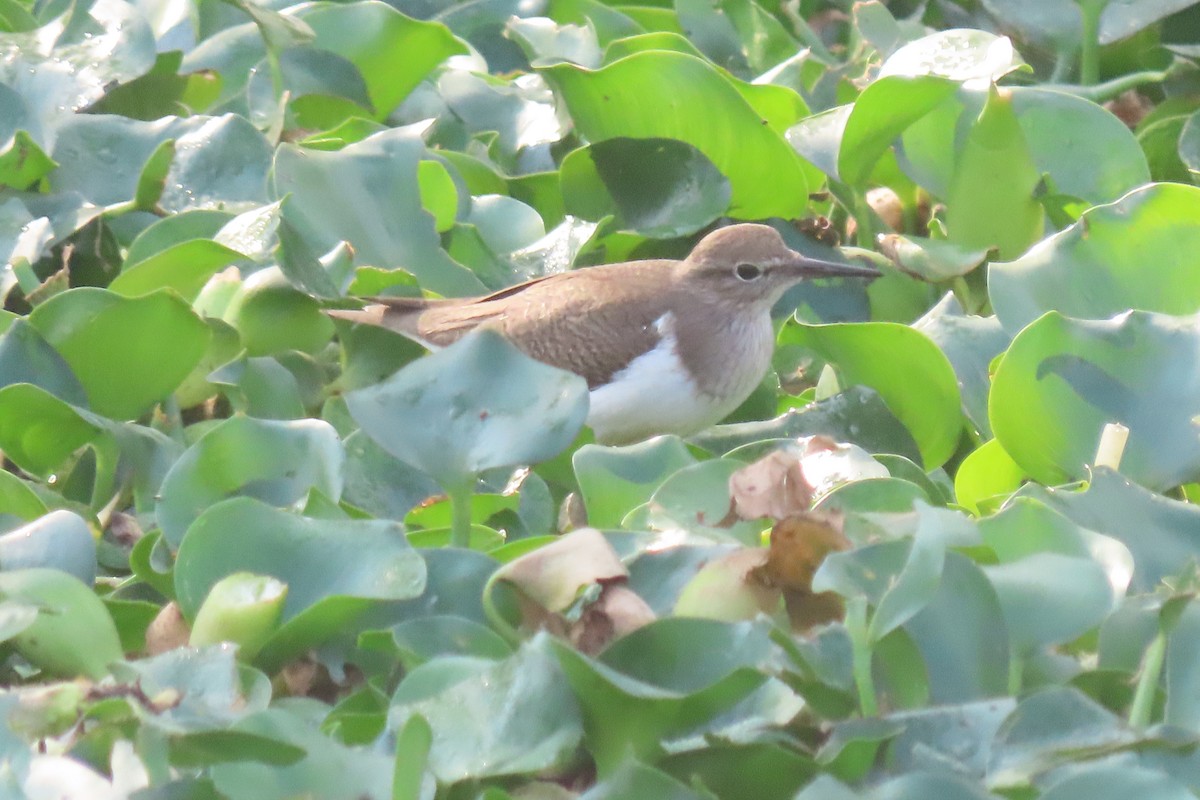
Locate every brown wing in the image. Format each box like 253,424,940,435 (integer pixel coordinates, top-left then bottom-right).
375,261,680,388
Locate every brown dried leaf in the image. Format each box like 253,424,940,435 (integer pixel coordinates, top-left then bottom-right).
728,449,817,521
569,583,655,655
494,527,626,613
760,513,852,632
783,589,845,632
761,512,851,593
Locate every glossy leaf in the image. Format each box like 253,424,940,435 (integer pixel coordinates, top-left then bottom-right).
991,184,1200,334
781,322,963,469
156,415,345,548
346,329,588,489
991,311,1200,490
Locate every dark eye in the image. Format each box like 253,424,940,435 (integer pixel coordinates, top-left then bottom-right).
735,263,762,281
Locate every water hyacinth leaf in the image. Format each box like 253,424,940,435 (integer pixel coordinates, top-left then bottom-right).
211,707,393,800
572,436,697,529
834,76,958,187
109,239,246,300
901,87,1147,207
122,210,235,267
988,687,1131,789
1164,600,1200,731
879,28,1025,83
506,15,603,67
549,618,768,777
1038,764,1195,800
560,138,731,238
1019,468,1200,593
954,439,1026,516
27,288,209,420
984,553,1112,655
1,0,156,134
0,383,106,477
913,297,1010,437
341,430,441,521
1008,88,1149,206
659,742,815,800
301,1,468,119
944,85,1043,261
991,311,1200,491
991,184,1200,335
790,29,1023,187
188,572,288,662
0,568,122,679
156,415,345,548
541,50,815,219
694,386,922,463
273,126,485,296
781,322,963,469
389,633,583,783
579,761,712,800
174,498,426,671
0,319,88,406
0,510,96,584
0,470,47,523
980,0,1198,47
222,269,335,356
346,329,589,489
0,130,54,190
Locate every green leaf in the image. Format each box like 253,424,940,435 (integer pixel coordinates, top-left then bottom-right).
945,85,1043,261
302,1,467,119
0,568,122,679
175,498,426,672
0,318,88,406
0,510,96,584
135,139,177,212
991,311,1200,490
210,707,393,800
573,436,697,529
273,127,485,295
991,183,1200,334
552,618,785,773
0,383,105,477
580,761,712,800
781,322,963,469
0,130,55,190
1019,468,1200,593
345,329,588,489
390,634,583,783
110,239,246,300
28,288,209,420
542,50,816,219
560,138,730,237
170,730,306,768
156,415,344,548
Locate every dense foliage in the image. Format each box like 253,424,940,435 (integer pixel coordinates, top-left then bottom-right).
3,0,1200,797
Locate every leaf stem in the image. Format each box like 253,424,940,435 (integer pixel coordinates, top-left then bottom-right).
1078,0,1110,86
846,597,878,717
1129,629,1167,728
481,569,521,646
447,481,473,549
1007,652,1023,696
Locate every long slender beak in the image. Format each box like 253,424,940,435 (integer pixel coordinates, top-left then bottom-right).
786,253,881,280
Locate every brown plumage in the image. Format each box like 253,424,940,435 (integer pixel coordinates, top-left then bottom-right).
329,224,877,442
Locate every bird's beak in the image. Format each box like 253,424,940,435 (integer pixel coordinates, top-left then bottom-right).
784,253,881,280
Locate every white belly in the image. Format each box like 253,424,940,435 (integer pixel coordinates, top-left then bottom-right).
585,314,774,444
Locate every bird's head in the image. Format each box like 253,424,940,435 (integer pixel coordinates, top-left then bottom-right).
684,223,879,309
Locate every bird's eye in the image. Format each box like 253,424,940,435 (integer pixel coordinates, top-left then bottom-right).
735,263,763,281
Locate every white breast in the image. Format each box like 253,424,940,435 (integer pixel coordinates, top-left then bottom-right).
585,313,774,444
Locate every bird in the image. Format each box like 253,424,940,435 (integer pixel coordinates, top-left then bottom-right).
327,223,878,444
